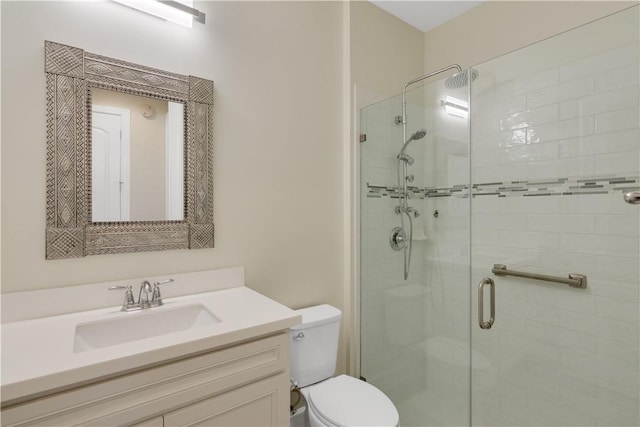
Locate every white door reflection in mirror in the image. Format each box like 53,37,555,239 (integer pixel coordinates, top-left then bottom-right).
91,88,185,222
92,106,130,222
165,102,184,221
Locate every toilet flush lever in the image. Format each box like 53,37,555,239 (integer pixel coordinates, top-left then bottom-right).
293,332,305,341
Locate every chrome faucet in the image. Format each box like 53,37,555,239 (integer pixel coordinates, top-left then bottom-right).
138,280,153,308
109,279,174,311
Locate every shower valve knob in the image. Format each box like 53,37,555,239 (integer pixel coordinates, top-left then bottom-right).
389,227,407,251
406,175,415,183
624,191,640,204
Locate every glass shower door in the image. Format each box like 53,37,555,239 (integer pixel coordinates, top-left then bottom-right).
470,6,640,426
359,72,471,426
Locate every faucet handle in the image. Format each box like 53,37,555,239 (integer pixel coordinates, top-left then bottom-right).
151,279,174,306
109,285,136,311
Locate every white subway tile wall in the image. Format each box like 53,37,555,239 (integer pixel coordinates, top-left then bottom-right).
360,6,639,427
470,7,639,426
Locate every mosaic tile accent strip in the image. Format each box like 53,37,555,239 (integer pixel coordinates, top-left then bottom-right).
366,176,639,199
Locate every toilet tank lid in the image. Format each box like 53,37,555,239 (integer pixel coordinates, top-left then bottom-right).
290,304,342,330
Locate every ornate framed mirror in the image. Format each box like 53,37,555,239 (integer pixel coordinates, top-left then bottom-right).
45,41,214,259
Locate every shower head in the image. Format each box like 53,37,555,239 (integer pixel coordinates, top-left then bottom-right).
398,129,427,164
445,69,478,89
410,129,427,141
400,129,427,154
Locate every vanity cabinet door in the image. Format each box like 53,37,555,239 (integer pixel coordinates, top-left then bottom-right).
1,333,289,427
163,373,289,427
130,415,164,427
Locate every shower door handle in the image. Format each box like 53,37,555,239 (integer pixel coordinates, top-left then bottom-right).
624,191,640,204
478,277,495,330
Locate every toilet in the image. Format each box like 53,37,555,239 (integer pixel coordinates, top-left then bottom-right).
289,304,399,427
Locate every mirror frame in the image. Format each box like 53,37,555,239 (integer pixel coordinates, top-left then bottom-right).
45,41,214,259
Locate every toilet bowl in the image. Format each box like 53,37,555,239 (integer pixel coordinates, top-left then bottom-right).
289,305,399,427
302,375,399,427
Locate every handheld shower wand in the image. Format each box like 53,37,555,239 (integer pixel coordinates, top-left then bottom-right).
400,130,428,156
395,129,426,280
397,130,427,165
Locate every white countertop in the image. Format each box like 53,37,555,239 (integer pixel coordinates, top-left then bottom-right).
1,272,300,405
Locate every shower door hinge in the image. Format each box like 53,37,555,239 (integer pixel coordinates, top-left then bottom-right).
359,133,367,143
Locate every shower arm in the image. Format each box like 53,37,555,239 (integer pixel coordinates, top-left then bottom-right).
401,64,462,142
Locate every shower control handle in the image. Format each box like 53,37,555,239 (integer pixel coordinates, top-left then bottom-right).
389,227,407,251
478,277,495,330
624,191,640,204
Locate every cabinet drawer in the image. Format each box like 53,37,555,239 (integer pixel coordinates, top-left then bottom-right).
164,373,289,427
2,333,289,426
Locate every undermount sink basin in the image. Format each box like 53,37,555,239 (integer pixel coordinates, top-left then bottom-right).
73,304,220,352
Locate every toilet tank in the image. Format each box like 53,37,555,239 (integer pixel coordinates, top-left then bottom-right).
289,304,342,388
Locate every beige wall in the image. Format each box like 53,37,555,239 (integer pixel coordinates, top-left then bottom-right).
346,1,424,374
423,1,638,72
0,0,344,333
350,1,424,99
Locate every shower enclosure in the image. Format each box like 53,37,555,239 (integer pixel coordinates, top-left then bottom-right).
359,6,639,426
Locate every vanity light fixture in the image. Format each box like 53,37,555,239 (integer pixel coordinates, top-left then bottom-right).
442,96,469,118
112,0,206,28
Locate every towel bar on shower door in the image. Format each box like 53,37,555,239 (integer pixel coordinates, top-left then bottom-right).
492,264,587,289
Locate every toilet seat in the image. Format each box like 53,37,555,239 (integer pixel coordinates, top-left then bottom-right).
307,375,399,427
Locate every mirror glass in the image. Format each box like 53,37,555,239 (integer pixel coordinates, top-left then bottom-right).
90,88,185,222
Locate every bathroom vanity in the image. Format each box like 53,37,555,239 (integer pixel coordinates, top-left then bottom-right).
0,268,300,426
